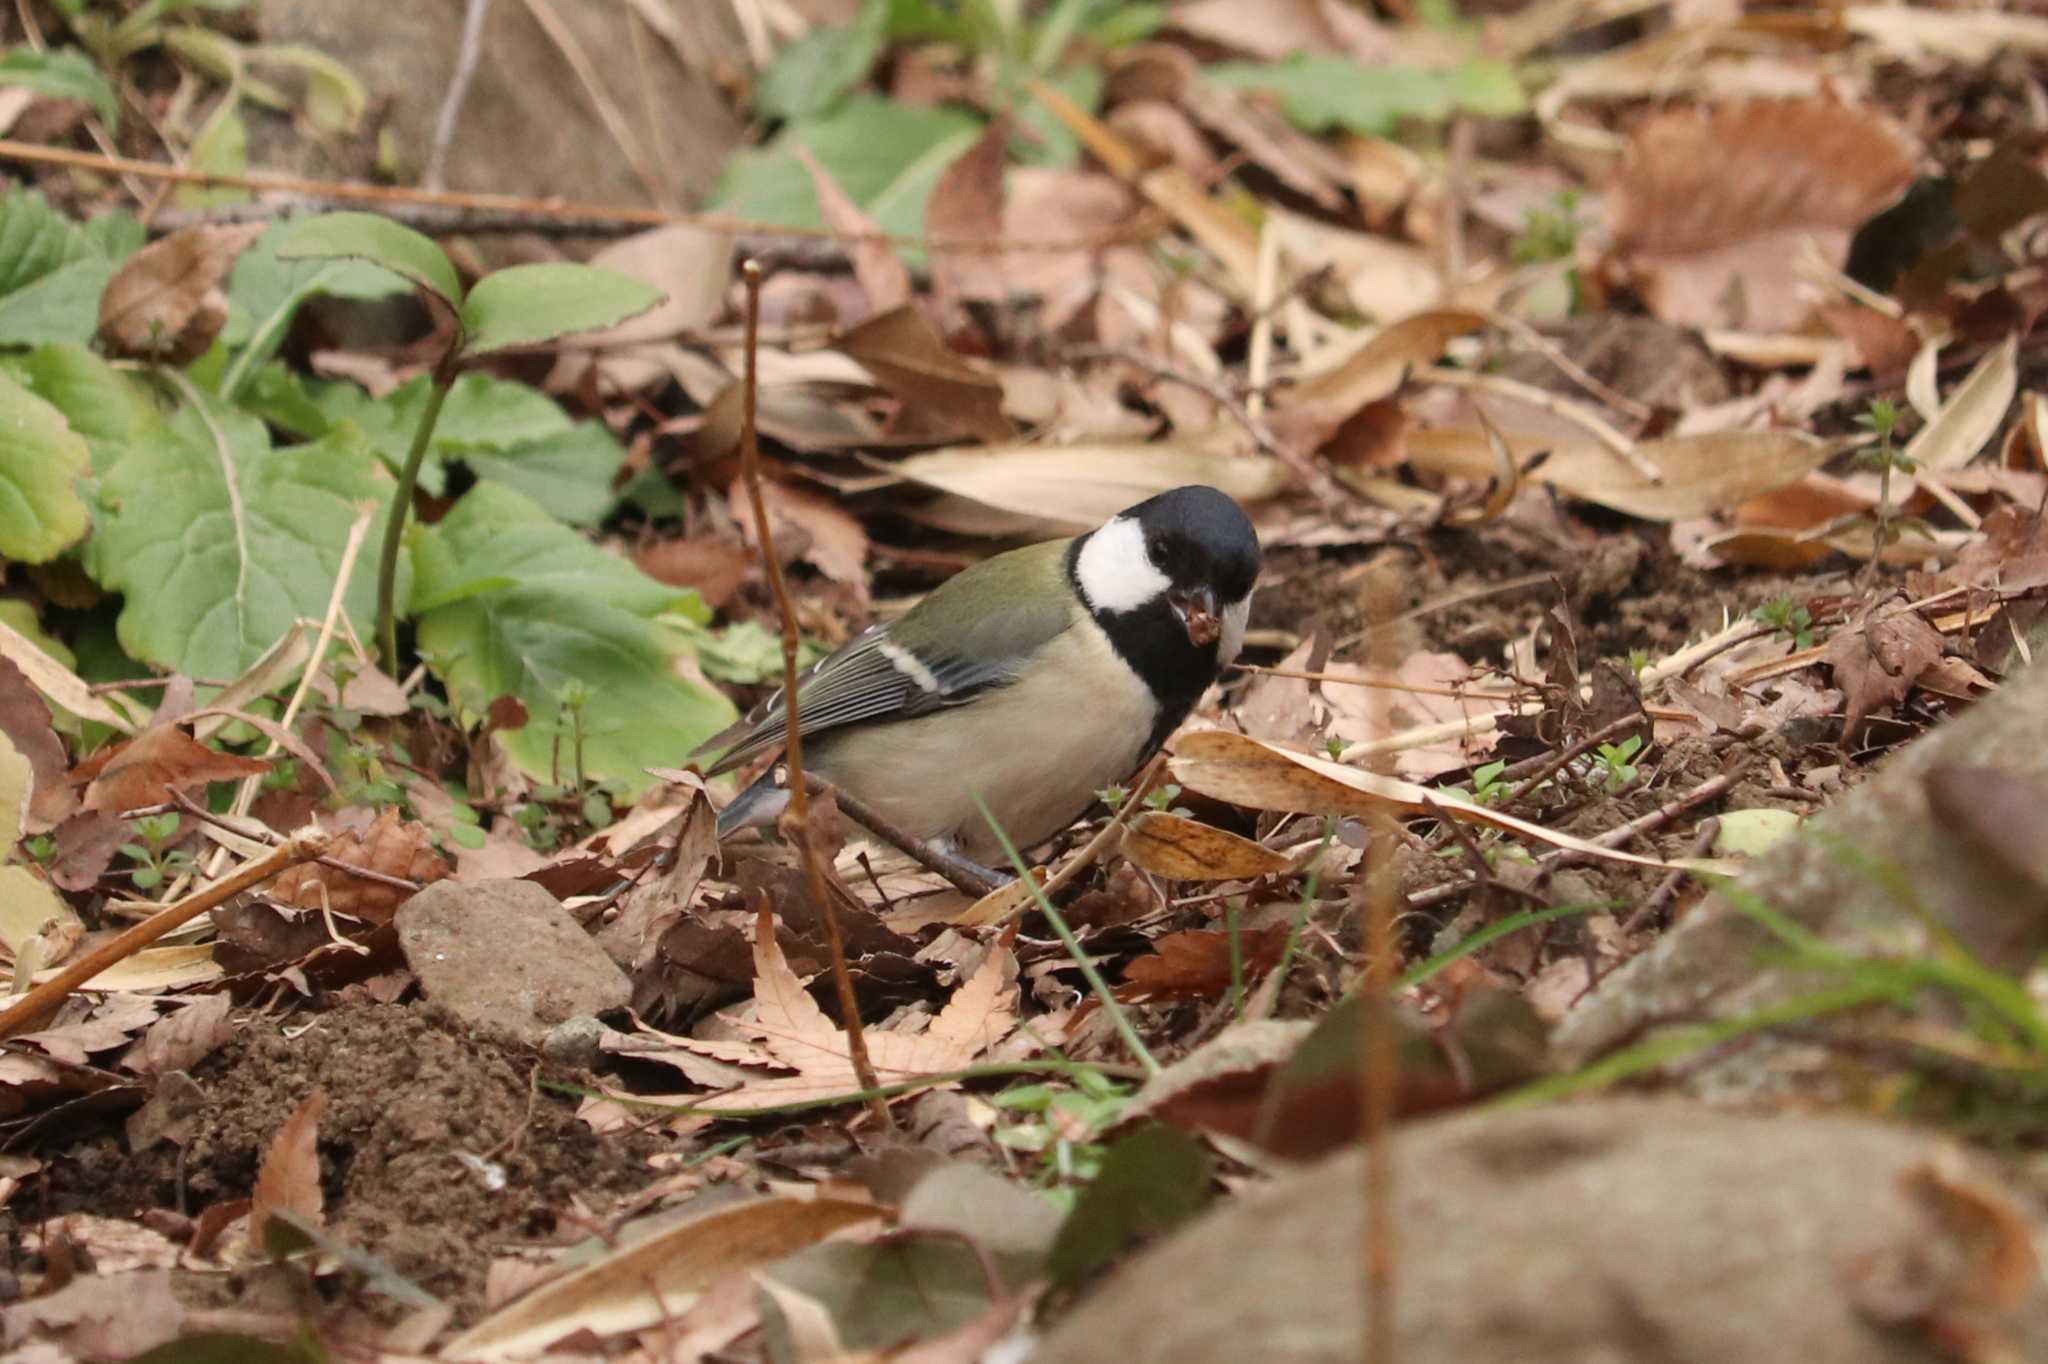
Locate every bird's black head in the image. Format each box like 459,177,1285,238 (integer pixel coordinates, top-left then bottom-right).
1068,486,1263,749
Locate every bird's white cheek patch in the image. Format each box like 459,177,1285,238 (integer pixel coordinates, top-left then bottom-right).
1075,515,1170,614
1218,594,1252,665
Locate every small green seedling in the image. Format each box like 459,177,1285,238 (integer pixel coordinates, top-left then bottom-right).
1854,398,1929,569
120,811,195,891
1593,736,1643,793
1751,595,1814,650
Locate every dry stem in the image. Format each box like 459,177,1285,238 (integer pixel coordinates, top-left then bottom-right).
735,259,889,1130
0,828,332,1040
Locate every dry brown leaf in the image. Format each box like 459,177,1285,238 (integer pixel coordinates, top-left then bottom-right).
75,724,271,814
1906,333,2017,475
97,223,267,364
1286,309,1489,413
732,476,869,596
1117,926,1289,1003
268,808,451,924
0,654,75,832
1001,169,1139,327
442,1196,886,1362
1406,428,1831,521
1121,812,1292,880
250,1090,327,1239
572,223,733,348
120,993,233,1078
925,118,1010,309
1824,596,1945,739
0,1267,187,1359
798,145,913,316
1607,102,1916,330
635,533,754,610
836,305,1014,444
890,443,1286,532
1168,729,1683,871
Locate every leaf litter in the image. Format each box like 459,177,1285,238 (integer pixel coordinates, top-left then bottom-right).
0,1,2046,1360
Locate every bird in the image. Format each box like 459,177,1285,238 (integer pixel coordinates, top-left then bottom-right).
697,484,1262,875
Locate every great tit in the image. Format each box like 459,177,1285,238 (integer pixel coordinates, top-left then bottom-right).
699,484,1262,868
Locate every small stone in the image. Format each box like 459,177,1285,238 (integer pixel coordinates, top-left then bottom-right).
540,1015,606,1069
396,880,630,1047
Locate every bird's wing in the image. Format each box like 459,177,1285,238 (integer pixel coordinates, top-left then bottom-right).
695,609,1069,776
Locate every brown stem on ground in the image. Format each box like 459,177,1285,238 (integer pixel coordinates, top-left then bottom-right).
1357,565,1402,1364
735,259,890,1131
0,827,332,1040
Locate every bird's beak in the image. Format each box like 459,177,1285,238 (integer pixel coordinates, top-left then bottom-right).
1169,585,1222,647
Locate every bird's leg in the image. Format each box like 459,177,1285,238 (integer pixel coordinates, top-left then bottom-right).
800,774,1013,899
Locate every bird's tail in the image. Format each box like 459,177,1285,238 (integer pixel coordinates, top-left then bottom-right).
715,772,789,841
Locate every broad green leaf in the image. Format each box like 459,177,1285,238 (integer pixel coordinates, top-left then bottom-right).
1204,56,1516,134
175,93,249,208
0,46,118,124
219,222,410,391
271,210,462,311
0,189,97,296
461,423,625,527
91,397,397,678
0,369,91,562
2,344,160,452
457,263,665,358
0,257,117,347
1047,1124,1211,1288
412,483,732,796
755,0,889,121
408,481,679,617
1440,57,1527,116
713,96,983,241
81,211,145,259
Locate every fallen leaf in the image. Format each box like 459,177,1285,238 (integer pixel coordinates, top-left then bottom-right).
1607,102,1917,330
572,223,734,348
1285,308,1488,412
0,1267,186,1359
0,655,74,831
890,442,1286,532
925,117,1010,309
1121,812,1292,880
97,222,268,364
1824,597,1944,738
732,475,869,595
121,993,234,1078
1047,1124,1211,1289
1117,925,1289,1003
250,1091,327,1239
267,808,450,924
76,724,270,814
836,305,1014,444
441,1196,886,1362
800,145,913,316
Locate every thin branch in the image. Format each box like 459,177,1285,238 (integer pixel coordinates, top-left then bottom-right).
423,0,495,191
736,259,889,1130
0,828,332,1040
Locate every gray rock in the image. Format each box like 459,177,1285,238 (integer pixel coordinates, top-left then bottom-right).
540,1014,607,1069
1031,1099,2048,1364
1557,657,2048,1084
397,879,630,1046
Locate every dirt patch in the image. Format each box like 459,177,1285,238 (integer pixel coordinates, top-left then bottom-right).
37,1002,664,1318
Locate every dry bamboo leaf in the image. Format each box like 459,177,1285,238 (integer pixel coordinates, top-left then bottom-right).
250,1090,327,1239
442,1197,886,1362
1907,334,2018,473
1845,6,2048,62
1167,729,1682,870
1285,309,1488,412
1407,428,1831,520
890,443,1286,532
0,618,138,732
1122,812,1293,880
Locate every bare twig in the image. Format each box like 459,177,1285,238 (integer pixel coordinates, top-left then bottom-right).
0,828,332,1040
1621,817,1720,935
1357,566,1400,1364
423,0,495,191
736,259,889,1130
1484,310,1655,424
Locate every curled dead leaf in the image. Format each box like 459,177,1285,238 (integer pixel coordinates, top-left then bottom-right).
268,808,451,924
1121,811,1292,880
98,223,268,364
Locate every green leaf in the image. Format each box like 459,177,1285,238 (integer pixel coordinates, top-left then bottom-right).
755,0,889,121
1440,57,1527,117
219,222,410,391
91,395,398,679
1013,61,1101,168
457,263,665,358
1,342,161,451
713,95,984,241
1047,1124,1212,1288
1204,56,1513,134
81,211,145,259
412,484,734,797
175,93,249,208
461,423,625,527
131,1331,329,1364
0,369,92,562
0,257,117,346
271,210,462,311
249,42,368,135
0,189,98,296
0,46,119,124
